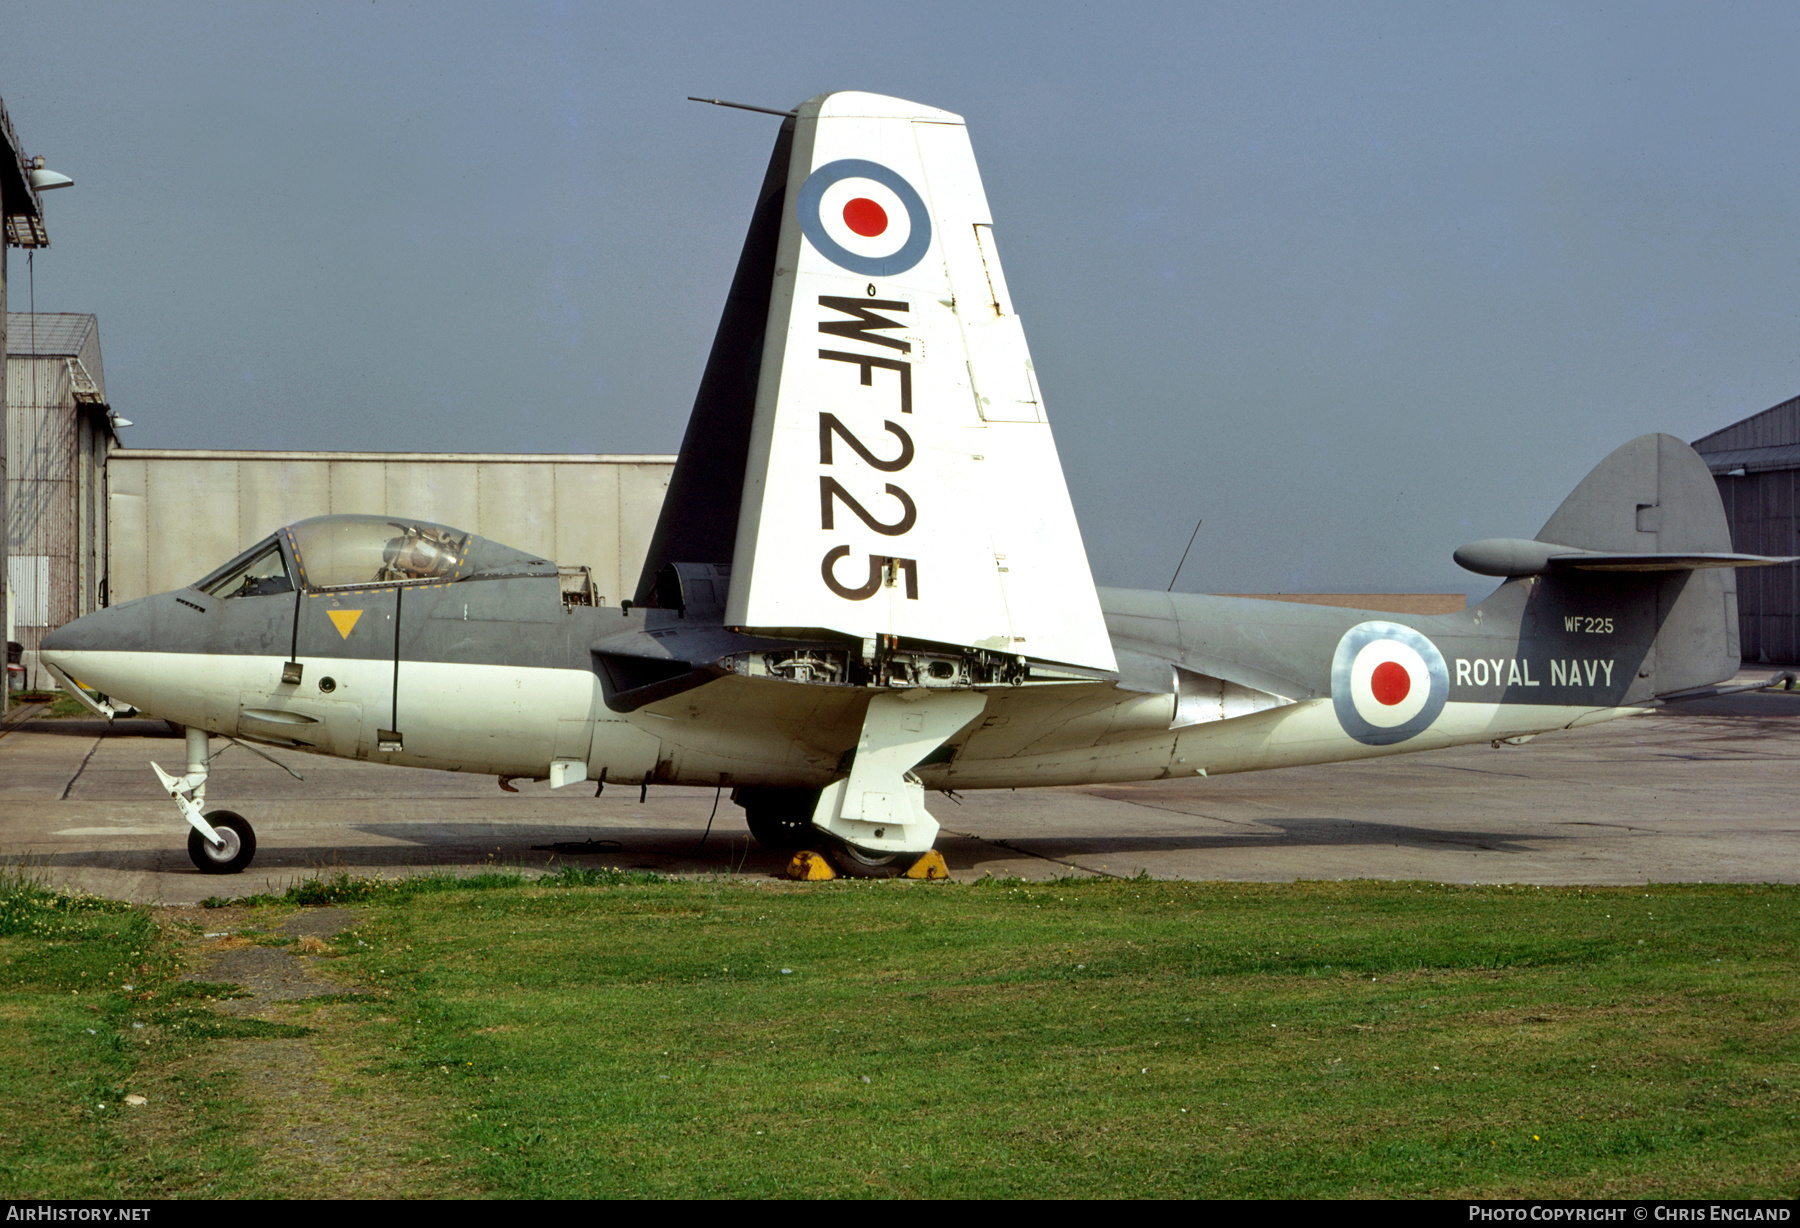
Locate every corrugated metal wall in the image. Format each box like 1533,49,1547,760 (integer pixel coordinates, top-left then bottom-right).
6,314,110,687
4,357,75,628
107,450,675,607
1716,469,1800,663
1697,394,1800,664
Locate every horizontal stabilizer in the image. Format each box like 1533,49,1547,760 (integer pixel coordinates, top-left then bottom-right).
1468,432,1758,697
1550,551,1797,572
1455,536,1795,576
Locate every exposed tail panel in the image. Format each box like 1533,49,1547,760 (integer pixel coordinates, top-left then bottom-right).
721,92,1116,673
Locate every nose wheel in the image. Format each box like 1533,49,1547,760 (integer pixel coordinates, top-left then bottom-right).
186,811,257,875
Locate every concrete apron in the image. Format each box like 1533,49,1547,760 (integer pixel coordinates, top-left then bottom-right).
1,674,1796,905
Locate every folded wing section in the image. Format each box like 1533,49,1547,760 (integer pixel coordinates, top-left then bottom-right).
724,91,1116,674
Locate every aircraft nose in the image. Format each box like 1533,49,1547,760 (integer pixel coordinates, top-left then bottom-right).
37,600,167,713
41,600,155,658
38,619,80,656
39,616,83,661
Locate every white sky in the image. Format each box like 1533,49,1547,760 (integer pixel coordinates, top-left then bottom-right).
6,2,1798,597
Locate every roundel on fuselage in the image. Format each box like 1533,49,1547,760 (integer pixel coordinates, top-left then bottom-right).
1330,621,1449,746
796,159,932,277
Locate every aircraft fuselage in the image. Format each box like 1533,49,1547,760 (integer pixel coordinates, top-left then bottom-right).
44,568,1655,796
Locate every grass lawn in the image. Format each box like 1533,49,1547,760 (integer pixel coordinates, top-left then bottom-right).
4,690,88,717
3,869,1795,1198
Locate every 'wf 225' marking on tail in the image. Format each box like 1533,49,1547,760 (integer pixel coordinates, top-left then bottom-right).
1564,616,1615,633
815,294,920,603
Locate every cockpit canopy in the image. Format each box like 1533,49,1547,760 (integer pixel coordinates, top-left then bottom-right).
194,515,556,599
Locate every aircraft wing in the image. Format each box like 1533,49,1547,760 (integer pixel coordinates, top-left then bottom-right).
716,92,1117,674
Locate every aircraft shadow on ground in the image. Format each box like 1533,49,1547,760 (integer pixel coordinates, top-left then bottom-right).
353,818,1553,860
29,819,1552,877
946,816,1550,858
20,719,180,739
33,833,787,876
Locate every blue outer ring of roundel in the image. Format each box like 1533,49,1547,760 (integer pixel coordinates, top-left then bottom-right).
796,159,933,277
1330,621,1449,747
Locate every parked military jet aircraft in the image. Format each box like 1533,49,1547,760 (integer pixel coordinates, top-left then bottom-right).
40,91,1795,875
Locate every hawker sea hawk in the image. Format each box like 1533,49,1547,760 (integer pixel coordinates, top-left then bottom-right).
40,92,1795,875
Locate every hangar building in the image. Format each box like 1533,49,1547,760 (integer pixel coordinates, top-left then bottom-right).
2,95,59,690
1694,397,1800,664
106,449,675,609
5,312,118,688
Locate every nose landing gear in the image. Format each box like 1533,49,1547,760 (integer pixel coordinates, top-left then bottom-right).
154,726,259,875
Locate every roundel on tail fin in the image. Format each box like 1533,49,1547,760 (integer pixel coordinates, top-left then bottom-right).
797,159,932,276
1331,621,1448,746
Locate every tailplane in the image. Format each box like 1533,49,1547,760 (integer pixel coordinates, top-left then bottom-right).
1536,433,1738,695
1456,433,1792,698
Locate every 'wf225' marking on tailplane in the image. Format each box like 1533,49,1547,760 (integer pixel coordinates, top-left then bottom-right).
815,295,920,603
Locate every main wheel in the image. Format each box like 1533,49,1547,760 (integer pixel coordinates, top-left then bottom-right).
735,787,822,851
187,811,257,874
746,809,813,850
826,842,910,879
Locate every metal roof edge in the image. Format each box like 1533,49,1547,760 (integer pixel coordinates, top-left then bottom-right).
0,96,43,224
1694,393,1800,452
1698,443,1800,475
3,312,98,355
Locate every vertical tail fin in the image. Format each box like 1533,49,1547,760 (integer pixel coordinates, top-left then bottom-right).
1535,433,1735,558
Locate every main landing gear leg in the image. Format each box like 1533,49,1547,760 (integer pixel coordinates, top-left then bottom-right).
153,726,258,875
810,690,986,878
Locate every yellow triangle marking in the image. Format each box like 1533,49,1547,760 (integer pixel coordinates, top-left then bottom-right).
327,609,364,639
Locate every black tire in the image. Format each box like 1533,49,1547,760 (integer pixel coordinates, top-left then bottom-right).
187,811,256,874
826,842,911,879
735,787,822,851
745,809,814,850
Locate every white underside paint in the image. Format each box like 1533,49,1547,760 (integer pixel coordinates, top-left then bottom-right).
43,649,661,779
931,695,1643,788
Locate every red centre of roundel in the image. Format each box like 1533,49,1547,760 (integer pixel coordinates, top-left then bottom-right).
842,197,888,237
1370,660,1412,706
